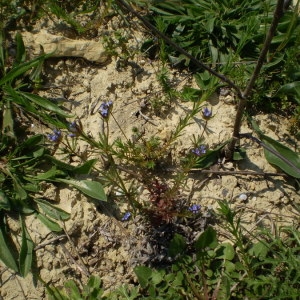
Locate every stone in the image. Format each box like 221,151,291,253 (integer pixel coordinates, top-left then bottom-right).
22,30,110,63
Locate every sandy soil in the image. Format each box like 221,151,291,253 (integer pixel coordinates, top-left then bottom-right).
0,11,299,300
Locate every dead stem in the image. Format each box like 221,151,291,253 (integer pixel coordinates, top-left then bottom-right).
188,169,288,177
227,0,286,155
34,235,67,251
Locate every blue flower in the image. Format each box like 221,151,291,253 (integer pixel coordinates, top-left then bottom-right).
192,145,206,156
69,121,78,133
188,204,201,214
47,129,62,143
202,107,212,119
99,100,113,118
68,121,81,137
121,212,131,221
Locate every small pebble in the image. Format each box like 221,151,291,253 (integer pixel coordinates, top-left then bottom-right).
239,193,248,201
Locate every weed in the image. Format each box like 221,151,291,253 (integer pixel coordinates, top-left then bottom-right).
1,1,300,299
47,202,300,299
0,31,107,277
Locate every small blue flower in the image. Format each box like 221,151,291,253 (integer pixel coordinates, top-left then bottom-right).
68,121,81,137
202,107,212,119
192,145,206,156
121,212,131,221
69,121,78,133
47,129,62,143
99,100,113,118
188,204,201,214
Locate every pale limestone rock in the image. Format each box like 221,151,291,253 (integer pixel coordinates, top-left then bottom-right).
22,29,110,63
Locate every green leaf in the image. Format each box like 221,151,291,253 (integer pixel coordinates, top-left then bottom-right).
56,178,107,202
46,285,68,300
35,199,70,221
250,118,300,178
72,159,97,175
233,148,247,161
2,100,16,139
151,270,164,286
23,183,39,193
35,212,62,232
206,17,215,33
261,134,300,178
15,32,26,65
224,261,236,273
0,31,5,71
0,190,11,211
194,149,220,169
276,81,300,103
20,92,73,118
249,241,269,260
194,142,227,168
12,176,28,200
195,226,218,252
168,233,186,258
0,220,18,272
34,167,67,180
86,275,102,290
20,134,44,149
134,266,152,288
64,280,81,299
221,243,235,261
0,53,51,85
19,216,34,277
181,86,203,102
45,155,76,171
83,275,102,298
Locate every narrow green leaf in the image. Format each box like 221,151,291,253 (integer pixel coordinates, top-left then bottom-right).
277,81,300,103
64,280,81,298
35,199,70,221
20,92,73,118
35,212,62,232
12,176,28,200
3,84,32,107
250,118,300,178
56,178,107,202
72,159,97,175
19,216,34,277
194,150,220,169
15,32,26,65
2,100,16,139
261,134,300,178
0,31,5,71
46,285,68,300
0,222,18,272
206,17,215,33
34,167,67,180
194,142,227,168
45,155,76,171
20,134,44,149
0,54,51,85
